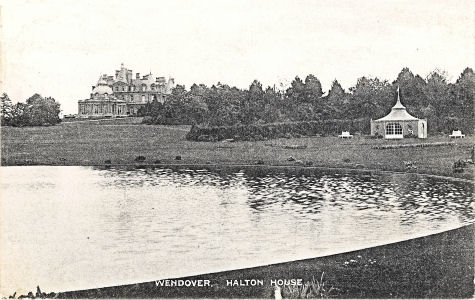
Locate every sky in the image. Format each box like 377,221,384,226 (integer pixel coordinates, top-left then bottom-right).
0,0,473,114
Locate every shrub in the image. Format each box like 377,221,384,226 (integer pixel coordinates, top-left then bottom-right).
197,135,211,142
282,272,338,299
403,132,418,138
453,159,467,173
142,116,153,124
186,119,370,142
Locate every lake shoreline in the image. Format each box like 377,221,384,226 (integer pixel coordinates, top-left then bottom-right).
41,223,473,299
108,162,475,184
2,162,473,185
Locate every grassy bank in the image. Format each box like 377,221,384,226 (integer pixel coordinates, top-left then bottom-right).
1,120,473,180
40,224,473,298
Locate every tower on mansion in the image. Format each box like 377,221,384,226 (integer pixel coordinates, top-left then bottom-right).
78,63,175,117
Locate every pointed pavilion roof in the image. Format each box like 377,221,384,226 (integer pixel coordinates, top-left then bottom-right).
374,86,419,121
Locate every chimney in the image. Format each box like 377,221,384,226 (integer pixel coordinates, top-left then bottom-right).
115,70,119,77
136,73,140,79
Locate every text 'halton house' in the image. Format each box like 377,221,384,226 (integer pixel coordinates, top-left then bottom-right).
78,63,175,117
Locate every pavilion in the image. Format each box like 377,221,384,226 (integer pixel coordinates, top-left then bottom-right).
370,87,427,139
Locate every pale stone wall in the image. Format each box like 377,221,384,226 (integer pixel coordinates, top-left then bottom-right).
371,119,427,139
78,101,127,117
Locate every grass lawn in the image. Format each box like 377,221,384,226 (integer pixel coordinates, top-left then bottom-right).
1,119,473,180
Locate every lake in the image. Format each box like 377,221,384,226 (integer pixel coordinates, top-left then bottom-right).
0,166,473,295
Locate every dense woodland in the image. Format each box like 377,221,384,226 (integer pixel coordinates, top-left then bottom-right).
1,93,61,126
141,68,474,135
1,68,472,134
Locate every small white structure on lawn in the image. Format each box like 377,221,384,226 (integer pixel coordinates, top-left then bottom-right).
370,87,427,139
338,131,353,138
449,130,465,138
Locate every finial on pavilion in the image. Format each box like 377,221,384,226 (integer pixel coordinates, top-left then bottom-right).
396,85,402,104
392,85,406,109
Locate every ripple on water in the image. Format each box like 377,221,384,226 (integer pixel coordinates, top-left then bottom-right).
0,166,473,295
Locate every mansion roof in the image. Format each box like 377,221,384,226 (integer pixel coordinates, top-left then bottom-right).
92,83,113,95
95,63,174,92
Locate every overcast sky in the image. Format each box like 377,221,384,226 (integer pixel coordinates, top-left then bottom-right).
1,0,473,114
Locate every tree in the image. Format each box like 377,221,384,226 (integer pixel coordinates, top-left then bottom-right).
285,76,305,104
241,80,264,124
24,94,61,126
9,103,29,127
450,67,474,132
171,85,186,96
454,68,474,117
304,74,323,101
326,79,347,118
393,67,428,111
423,70,450,132
1,93,14,125
261,87,285,123
347,77,392,120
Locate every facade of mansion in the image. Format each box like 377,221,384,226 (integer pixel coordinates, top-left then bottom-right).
78,64,175,117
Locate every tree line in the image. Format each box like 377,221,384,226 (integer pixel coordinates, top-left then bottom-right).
141,67,474,134
1,93,61,126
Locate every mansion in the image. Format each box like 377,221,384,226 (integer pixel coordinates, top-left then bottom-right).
78,63,175,117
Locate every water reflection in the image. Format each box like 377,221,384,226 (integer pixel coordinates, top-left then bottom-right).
0,166,473,296
95,165,474,231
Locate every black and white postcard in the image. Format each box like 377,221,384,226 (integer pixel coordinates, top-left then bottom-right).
0,0,473,299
